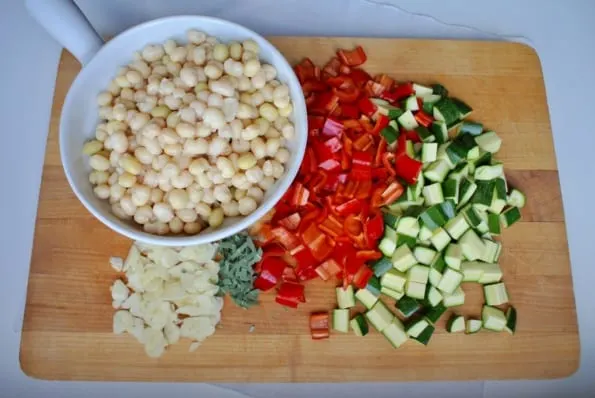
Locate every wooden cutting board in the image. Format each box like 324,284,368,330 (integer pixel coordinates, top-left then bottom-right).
20,37,579,382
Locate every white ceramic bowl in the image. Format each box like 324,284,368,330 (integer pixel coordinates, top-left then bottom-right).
27,0,307,246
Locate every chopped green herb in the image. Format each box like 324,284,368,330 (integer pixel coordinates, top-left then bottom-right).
218,234,261,308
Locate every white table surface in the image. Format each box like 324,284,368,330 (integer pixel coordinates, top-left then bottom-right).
1,0,594,396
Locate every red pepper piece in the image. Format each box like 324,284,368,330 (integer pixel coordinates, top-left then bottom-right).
355,180,372,199
323,136,343,153
415,110,434,127
299,147,317,176
322,172,346,192
353,133,374,152
374,74,395,91
294,58,316,83
356,250,383,262
302,79,328,95
404,128,421,143
351,150,373,181
254,257,287,291
337,46,367,67
366,114,389,136
341,104,360,119
382,181,405,204
371,167,390,181
352,266,374,289
319,214,344,238
333,85,360,103
322,57,342,78
349,68,372,88
357,97,377,117
365,80,386,97
374,138,387,167
310,312,330,340
395,155,423,185
364,212,385,244
290,183,310,207
343,119,363,133
279,212,301,231
277,281,305,303
297,266,319,282
275,295,299,308
392,82,415,101
317,258,342,280
282,266,298,283
260,243,286,259
335,198,363,217
321,117,344,137
395,133,407,158
382,152,397,176
310,91,340,116
302,223,333,262
271,227,301,250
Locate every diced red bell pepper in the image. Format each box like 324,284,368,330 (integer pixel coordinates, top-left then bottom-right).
349,68,372,88
276,281,306,304
355,180,372,199
335,198,363,217
395,133,407,158
353,133,374,152
364,212,384,244
366,114,389,136
371,167,391,180
310,312,330,340
341,104,360,119
297,265,318,282
357,97,377,117
279,212,301,231
319,214,344,238
333,85,360,103
302,223,334,262
323,172,347,192
323,136,343,153
374,138,387,167
275,295,299,308
365,80,386,97
343,119,363,133
415,110,434,127
260,243,286,260
404,127,421,143
290,183,310,207
302,79,328,95
351,150,373,181
310,91,339,116
271,227,301,250
352,266,374,289
381,152,397,176
337,46,367,67
323,57,342,77
282,266,298,283
294,58,316,83
374,74,395,91
254,257,287,291
315,258,341,281
299,147,317,175
321,117,344,138
355,250,383,262
392,82,415,101
395,154,423,185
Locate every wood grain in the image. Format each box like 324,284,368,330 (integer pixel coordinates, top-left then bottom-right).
20,38,579,382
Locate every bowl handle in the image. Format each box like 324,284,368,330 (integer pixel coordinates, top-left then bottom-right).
25,0,104,66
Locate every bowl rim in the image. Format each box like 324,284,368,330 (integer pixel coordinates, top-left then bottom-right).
60,15,307,247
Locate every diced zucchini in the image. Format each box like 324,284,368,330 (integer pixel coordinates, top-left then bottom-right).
459,121,483,136
405,95,420,111
383,211,400,229
437,268,463,294
466,146,480,161
381,286,405,300
355,288,379,309
461,261,485,282
466,319,482,334
381,269,407,292
382,318,408,348
475,164,504,180
443,286,465,307
405,140,416,157
413,83,433,97
439,200,457,220
487,212,501,235
350,314,369,336
459,229,486,261
500,207,521,227
396,296,422,318
447,134,476,165
397,234,417,249
480,239,501,264
419,205,447,231
433,98,460,125
448,162,470,182
403,205,424,218
372,257,393,277
423,183,444,206
507,189,526,208
446,314,466,333
418,225,433,242
412,324,435,346
451,98,473,119
379,226,398,257
416,126,435,143
406,317,430,338
462,205,482,228
426,286,443,307
431,121,448,143
408,264,430,284
473,151,492,167
366,275,382,296
422,142,438,163
391,244,418,272
429,253,447,287
413,246,437,265
472,180,495,210
444,213,470,240
482,305,507,331
396,217,420,238
444,243,463,270
405,280,426,300
424,302,447,324
475,131,502,153
398,110,419,130
381,125,399,144
457,177,478,209
336,285,355,309
366,301,394,332
430,227,451,251
442,179,459,204
505,306,517,335
432,83,448,97
332,309,350,333
424,160,452,183
484,282,509,306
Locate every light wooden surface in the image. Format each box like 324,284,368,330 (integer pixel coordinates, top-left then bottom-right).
20,37,579,382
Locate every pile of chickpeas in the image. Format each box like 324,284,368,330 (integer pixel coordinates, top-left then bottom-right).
83,30,295,235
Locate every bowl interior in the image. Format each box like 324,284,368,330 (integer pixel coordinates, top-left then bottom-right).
61,16,307,246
